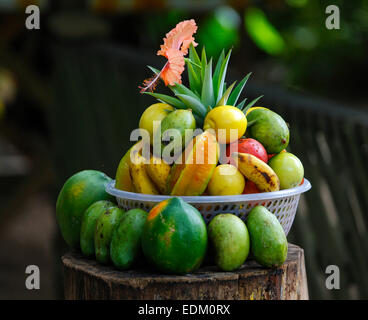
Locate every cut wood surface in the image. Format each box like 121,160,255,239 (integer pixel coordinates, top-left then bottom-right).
62,243,308,300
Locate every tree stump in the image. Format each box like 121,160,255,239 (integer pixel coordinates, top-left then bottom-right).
62,243,308,300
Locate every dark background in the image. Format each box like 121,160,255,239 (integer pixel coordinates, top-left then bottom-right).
0,0,368,299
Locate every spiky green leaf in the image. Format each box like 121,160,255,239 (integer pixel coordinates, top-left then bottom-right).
147,66,161,75
184,58,202,70
242,95,264,114
186,61,201,95
201,59,215,109
170,83,200,100
216,49,232,104
201,47,208,82
236,98,247,110
216,81,236,107
227,72,251,106
212,50,225,101
143,92,187,109
175,93,207,118
189,43,201,69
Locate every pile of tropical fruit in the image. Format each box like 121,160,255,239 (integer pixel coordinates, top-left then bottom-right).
115,20,304,197
55,19,304,274
56,169,287,273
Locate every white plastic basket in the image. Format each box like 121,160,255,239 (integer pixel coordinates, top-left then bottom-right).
106,179,311,236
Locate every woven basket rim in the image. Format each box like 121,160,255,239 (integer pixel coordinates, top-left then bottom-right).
106,178,311,204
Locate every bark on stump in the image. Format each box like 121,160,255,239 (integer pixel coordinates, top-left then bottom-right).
62,243,308,300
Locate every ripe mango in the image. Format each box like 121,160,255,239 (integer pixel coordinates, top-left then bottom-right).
167,130,218,196
208,214,250,271
110,209,148,270
246,206,287,268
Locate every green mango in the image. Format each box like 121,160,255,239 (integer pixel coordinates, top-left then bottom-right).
160,109,196,154
80,200,116,257
110,208,148,270
247,109,289,154
208,214,250,271
246,206,288,268
56,170,114,248
94,206,125,264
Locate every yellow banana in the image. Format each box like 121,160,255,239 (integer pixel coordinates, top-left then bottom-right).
129,147,160,195
231,152,280,192
146,155,171,194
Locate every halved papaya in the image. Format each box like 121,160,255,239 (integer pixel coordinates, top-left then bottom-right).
167,130,218,196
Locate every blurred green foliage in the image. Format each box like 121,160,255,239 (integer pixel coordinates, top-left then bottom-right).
244,6,285,56
140,1,367,96
197,6,241,58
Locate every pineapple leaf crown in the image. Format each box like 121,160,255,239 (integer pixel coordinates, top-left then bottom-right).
144,44,263,124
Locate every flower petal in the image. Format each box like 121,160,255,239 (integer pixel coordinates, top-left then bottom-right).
157,19,198,56
160,48,185,86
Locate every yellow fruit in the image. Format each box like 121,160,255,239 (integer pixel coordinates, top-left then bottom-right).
203,105,247,144
146,155,171,194
245,106,268,116
115,141,142,192
232,152,280,192
129,147,160,195
167,131,219,196
208,164,245,196
139,103,175,144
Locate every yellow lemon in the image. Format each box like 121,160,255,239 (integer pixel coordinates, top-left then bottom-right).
139,103,174,144
207,164,245,196
245,106,268,116
203,105,247,144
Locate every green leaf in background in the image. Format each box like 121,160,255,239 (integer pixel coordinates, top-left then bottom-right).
227,72,252,106
196,6,241,58
244,7,285,56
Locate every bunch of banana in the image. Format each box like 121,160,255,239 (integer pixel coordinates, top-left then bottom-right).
145,155,171,194
231,152,280,192
129,146,170,195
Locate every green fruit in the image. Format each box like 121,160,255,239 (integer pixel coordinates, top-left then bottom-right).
80,200,116,257
110,209,148,270
160,109,196,152
247,206,288,268
269,152,304,189
142,197,207,274
95,206,124,264
56,170,114,248
247,109,289,154
208,214,250,271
